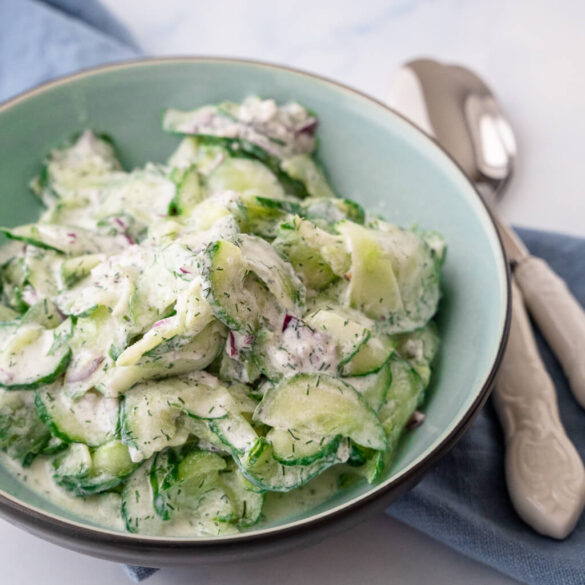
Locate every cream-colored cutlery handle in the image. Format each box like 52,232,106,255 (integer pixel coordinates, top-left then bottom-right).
514,255,585,409
494,280,585,539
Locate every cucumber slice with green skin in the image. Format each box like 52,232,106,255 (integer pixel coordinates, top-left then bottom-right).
63,306,128,398
340,220,441,333
209,414,259,455
180,134,311,200
32,130,122,202
35,388,118,446
378,355,425,454
305,308,395,377
273,216,350,290
280,154,336,199
220,465,264,527
23,247,63,299
118,280,214,367
236,437,349,492
167,137,227,174
41,435,68,456
252,317,338,381
336,220,403,322
267,428,343,466
169,165,204,215
0,321,72,390
0,224,128,256
240,194,301,238
20,299,64,330
60,254,104,288
55,248,143,318
201,235,304,333
122,458,237,536
152,449,228,520
162,98,316,163
394,321,440,387
129,258,183,332
237,234,305,310
219,350,261,385
122,460,163,535
120,373,237,462
0,390,51,466
206,157,286,199
94,166,177,233
254,374,386,451
344,446,385,484
97,320,226,397
53,440,136,496
301,197,365,226
344,358,393,412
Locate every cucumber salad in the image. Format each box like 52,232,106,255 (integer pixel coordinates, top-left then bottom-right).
0,97,444,537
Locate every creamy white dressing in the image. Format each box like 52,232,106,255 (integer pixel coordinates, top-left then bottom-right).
1,452,346,534
0,454,124,530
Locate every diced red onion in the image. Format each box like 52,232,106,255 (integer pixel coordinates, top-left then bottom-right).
179,267,191,275
228,331,237,357
282,314,295,332
296,118,318,135
113,217,127,230
406,411,426,430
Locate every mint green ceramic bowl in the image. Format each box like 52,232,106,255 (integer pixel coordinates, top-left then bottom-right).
0,58,509,566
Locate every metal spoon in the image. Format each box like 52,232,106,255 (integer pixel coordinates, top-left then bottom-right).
389,58,585,539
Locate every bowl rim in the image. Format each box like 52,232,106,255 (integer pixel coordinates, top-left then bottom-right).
0,56,511,549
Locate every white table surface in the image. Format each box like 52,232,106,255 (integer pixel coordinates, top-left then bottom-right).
3,0,584,583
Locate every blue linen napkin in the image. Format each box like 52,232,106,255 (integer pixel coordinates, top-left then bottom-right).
3,4,585,584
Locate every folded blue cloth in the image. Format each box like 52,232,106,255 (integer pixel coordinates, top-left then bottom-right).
3,4,585,584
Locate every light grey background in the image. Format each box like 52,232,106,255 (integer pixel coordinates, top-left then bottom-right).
4,0,583,582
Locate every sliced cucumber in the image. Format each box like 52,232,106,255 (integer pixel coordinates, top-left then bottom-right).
394,321,440,387
0,321,71,390
254,374,386,451
339,220,441,333
378,356,425,454
35,387,118,446
206,157,285,199
201,235,304,332
60,253,104,288
121,460,163,534
237,437,348,492
0,224,127,256
220,464,264,527
32,131,121,200
63,306,128,398
53,440,136,496
240,194,300,238
305,308,394,377
0,390,51,465
336,220,403,321
252,318,338,381
344,358,393,412
95,166,176,232
120,373,237,461
267,428,343,466
97,320,225,396
280,154,335,199
273,216,350,290
169,165,204,215
301,197,365,226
